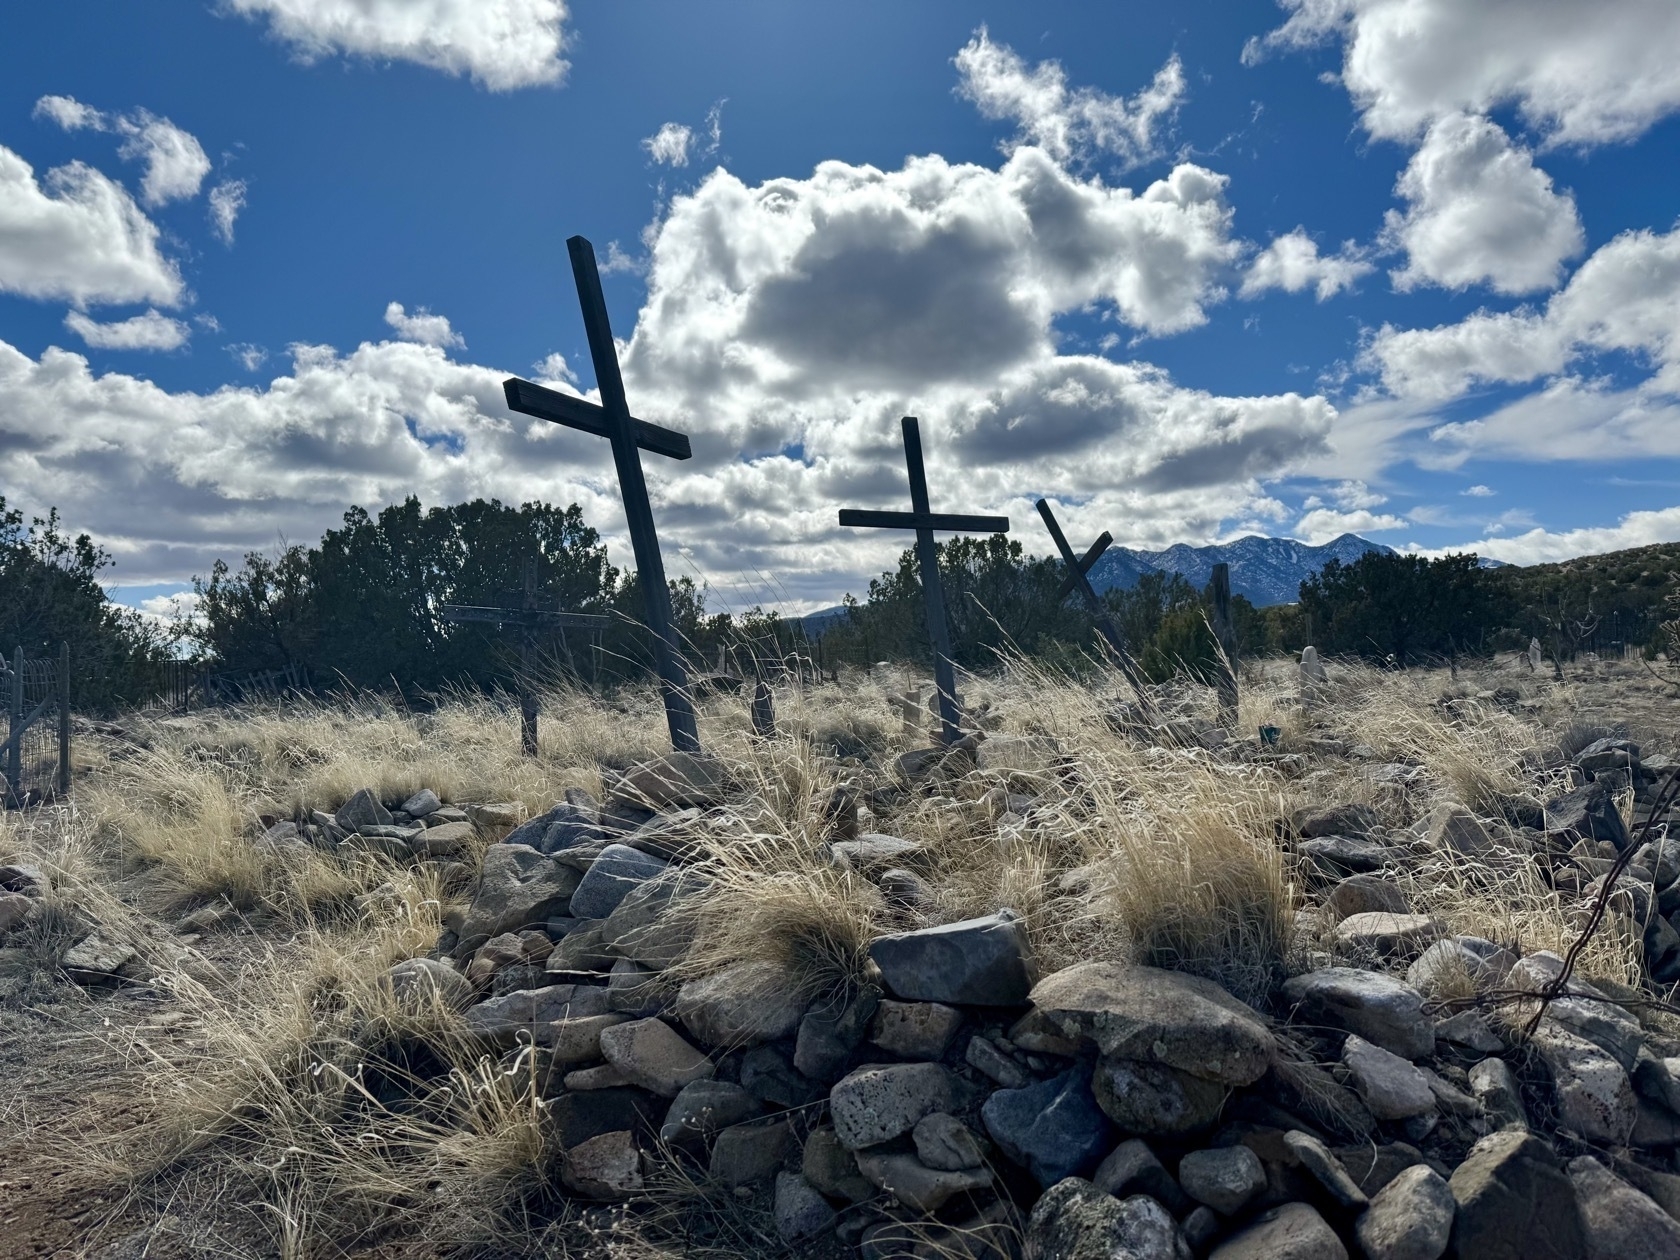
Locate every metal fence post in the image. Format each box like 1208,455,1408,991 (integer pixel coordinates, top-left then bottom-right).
58,642,70,796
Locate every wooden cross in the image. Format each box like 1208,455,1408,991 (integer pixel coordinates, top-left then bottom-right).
441,558,607,756
1035,498,1151,701
501,235,701,753
1207,561,1240,721
839,416,1008,745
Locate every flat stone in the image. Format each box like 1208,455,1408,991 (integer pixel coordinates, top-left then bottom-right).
1434,1010,1504,1052
869,1000,963,1059
1449,1130,1585,1260
1282,967,1434,1059
412,820,474,857
795,987,879,1081
546,922,615,977
1332,913,1444,959
562,1064,628,1090
1329,1142,1428,1198
774,1172,836,1245
545,1086,660,1149
611,752,726,810
1408,937,1517,998
561,1129,642,1199
1575,738,1641,776
1300,836,1404,875
855,1150,991,1212
1428,804,1498,861
1092,1056,1229,1135
1179,1145,1266,1215
869,911,1035,1006
709,1120,791,1188
1295,804,1381,839
981,1067,1115,1186
802,1126,873,1202
62,931,137,979
1030,962,1274,1086
335,787,391,832
1326,875,1410,920
455,844,581,953
965,1034,1029,1088
599,865,704,969
463,983,616,1048
567,844,669,921
1210,1201,1347,1260
1342,1035,1437,1120
1027,1178,1193,1260
675,960,809,1049
829,1061,958,1150
1093,1139,1191,1215
1469,1058,1528,1129
1568,1155,1680,1260
913,1111,985,1171
1537,996,1646,1072
831,833,929,872
598,1017,713,1097
1531,1023,1636,1144
1355,1164,1454,1260
399,788,442,818
658,1079,763,1148
1285,1130,1369,1208
466,802,525,833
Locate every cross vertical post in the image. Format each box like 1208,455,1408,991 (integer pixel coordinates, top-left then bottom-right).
839,417,1009,745
1208,561,1240,723
57,642,70,796
519,559,540,757
1035,498,1152,702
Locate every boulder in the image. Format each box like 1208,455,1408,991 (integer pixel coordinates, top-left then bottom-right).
1326,875,1410,920
598,1018,713,1097
1546,780,1631,852
740,1043,826,1108
868,911,1035,1005
467,802,525,833
870,1000,963,1059
774,1172,836,1245
1407,937,1516,998
1285,1130,1369,1208
1531,1024,1636,1144
1468,1058,1528,1129
674,960,809,1049
802,1126,873,1203
981,1067,1115,1187
794,986,880,1081
1434,1010,1505,1052
966,1034,1030,1088
546,1087,661,1149
854,1150,991,1212
830,1062,958,1150
412,820,474,858
1341,1035,1437,1121
658,1079,763,1148
61,931,138,981
600,865,704,969
1092,1056,1229,1135
1448,1130,1585,1260
1294,804,1382,839
1575,738,1641,776
567,844,669,921
1281,967,1434,1059
1355,1165,1454,1260
610,752,726,810
1026,1178,1192,1260
1093,1139,1192,1215
1029,962,1274,1086
383,957,474,1011
0,891,35,933
463,983,616,1048
1178,1145,1266,1215
399,788,442,818
1567,1155,1680,1260
709,1120,791,1188
1331,913,1444,959
1209,1202,1347,1260
1427,805,1498,861
914,1111,985,1171
455,844,580,953
561,1129,642,1199
335,787,391,832
1300,836,1405,875
830,833,930,872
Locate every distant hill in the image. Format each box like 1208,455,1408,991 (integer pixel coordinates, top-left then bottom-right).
1087,533,1394,607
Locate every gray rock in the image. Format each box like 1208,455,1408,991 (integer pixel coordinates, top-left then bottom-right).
1408,936,1517,998
1575,738,1641,776
1469,1058,1528,1128
563,1064,628,1090
740,1043,826,1109
1284,1130,1368,1208
830,833,929,872
610,752,726,809
599,864,704,969
1281,967,1434,1059
455,844,581,953
62,931,137,980
1449,1130,1585,1260
675,960,809,1049
802,1126,873,1202
383,957,474,1011
878,867,936,910
1183,1206,1221,1253
1342,1035,1437,1120
545,922,615,976
1546,780,1631,852
1030,962,1274,1086
1332,912,1443,959
1567,1155,1680,1260
399,788,442,818
870,999,963,1059
794,986,879,1081
545,1086,660,1149
774,1172,836,1245
1295,804,1382,839
1300,836,1405,875
545,1014,633,1066
0,892,33,933
1326,875,1410,920
561,1129,642,1199
709,1120,791,1187
1092,1056,1229,1135
1093,1139,1191,1215
981,1067,1115,1187
1209,1202,1347,1260
1355,1164,1454,1260
855,1150,991,1212
1538,995,1646,1072
1434,1010,1505,1052
1531,1023,1636,1144
830,1061,958,1150
335,787,391,832
597,1017,714,1097
658,1079,762,1148
567,844,669,921
966,1033,1030,1088
1178,1145,1266,1215
412,820,474,858
914,1111,985,1171
868,910,1035,1005
463,983,616,1047
1427,804,1498,861
1027,1178,1192,1260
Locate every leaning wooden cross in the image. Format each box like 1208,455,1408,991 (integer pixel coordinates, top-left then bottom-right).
839,416,1009,745
1034,498,1151,701
441,558,607,756
1206,561,1240,722
500,236,701,753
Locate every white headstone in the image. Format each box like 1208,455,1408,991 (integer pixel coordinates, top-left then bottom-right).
1527,638,1543,672
1300,645,1328,683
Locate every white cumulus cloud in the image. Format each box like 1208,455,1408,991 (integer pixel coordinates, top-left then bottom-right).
32,95,103,131
955,27,1184,168
208,180,247,245
64,308,190,351
1424,506,1680,565
642,123,693,167
384,301,465,349
224,0,571,91
1241,228,1373,300
34,96,211,206
1295,505,1408,544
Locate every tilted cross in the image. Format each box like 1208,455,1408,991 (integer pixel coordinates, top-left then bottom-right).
839,416,1009,745
501,235,701,753
441,558,607,756
1034,498,1151,701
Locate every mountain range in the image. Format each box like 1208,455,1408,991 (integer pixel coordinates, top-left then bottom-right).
1084,532,1395,607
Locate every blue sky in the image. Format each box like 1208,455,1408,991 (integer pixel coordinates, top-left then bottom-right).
2,0,1678,617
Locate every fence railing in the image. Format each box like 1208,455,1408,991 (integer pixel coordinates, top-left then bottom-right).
2,644,70,808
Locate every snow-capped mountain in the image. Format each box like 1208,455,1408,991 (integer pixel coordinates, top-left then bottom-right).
1086,533,1395,606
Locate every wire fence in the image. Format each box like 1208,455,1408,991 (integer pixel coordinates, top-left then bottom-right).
3,644,69,808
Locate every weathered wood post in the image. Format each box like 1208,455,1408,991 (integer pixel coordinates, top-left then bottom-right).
751,676,777,739
5,648,21,804
1034,499,1153,704
57,642,70,796
1208,562,1239,723
839,418,1008,745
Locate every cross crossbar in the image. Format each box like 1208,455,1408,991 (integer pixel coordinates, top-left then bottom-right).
502,377,692,461
441,604,608,630
1036,498,1151,704
1054,529,1114,600
838,509,1011,533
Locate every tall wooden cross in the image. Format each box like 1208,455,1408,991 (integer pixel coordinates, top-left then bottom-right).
441,558,607,756
500,235,701,753
1035,498,1151,701
1207,561,1240,721
839,416,1008,745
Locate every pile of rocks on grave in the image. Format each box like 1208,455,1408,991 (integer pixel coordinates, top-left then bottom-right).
385,736,1680,1258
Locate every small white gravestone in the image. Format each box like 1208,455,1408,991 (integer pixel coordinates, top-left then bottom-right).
1526,638,1543,672
1300,645,1328,684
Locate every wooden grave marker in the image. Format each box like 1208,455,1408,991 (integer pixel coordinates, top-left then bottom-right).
1034,498,1152,701
1207,561,1240,722
441,557,607,756
501,235,701,752
839,416,1009,745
